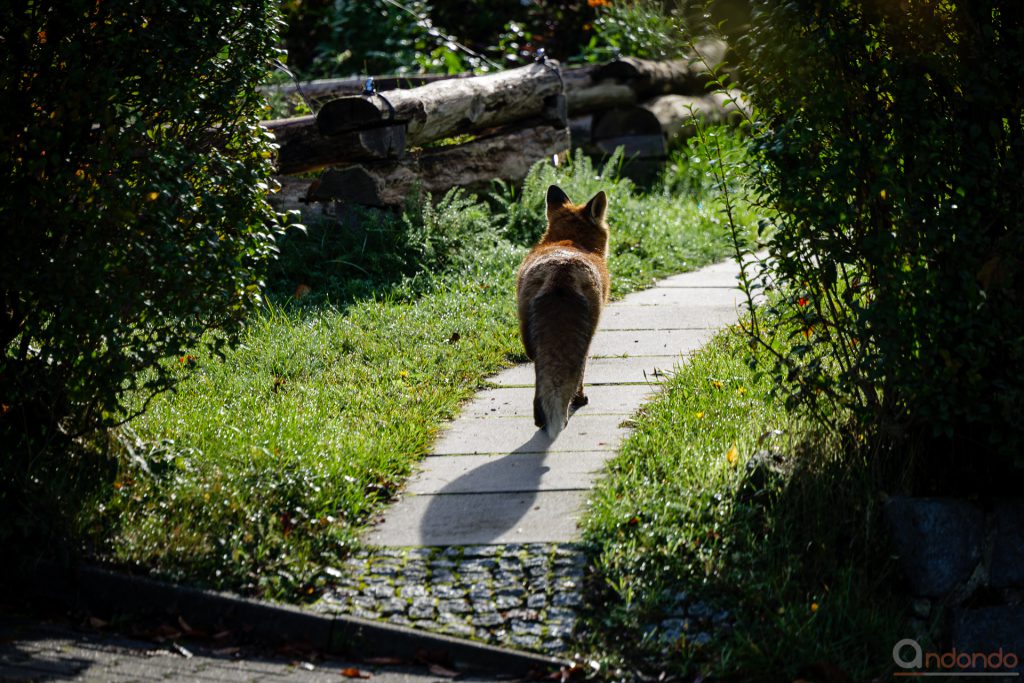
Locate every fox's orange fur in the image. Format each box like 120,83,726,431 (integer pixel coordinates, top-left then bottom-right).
516,185,610,438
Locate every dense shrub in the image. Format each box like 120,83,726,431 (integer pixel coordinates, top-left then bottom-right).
0,3,288,479
735,1,1024,483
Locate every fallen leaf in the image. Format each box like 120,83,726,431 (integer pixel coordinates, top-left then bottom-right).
427,663,460,678
293,283,312,299
726,443,739,466
362,656,405,665
340,667,371,678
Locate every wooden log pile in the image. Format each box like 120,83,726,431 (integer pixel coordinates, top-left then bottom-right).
264,39,747,210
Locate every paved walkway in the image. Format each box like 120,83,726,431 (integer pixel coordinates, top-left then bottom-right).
316,258,746,652
368,258,744,547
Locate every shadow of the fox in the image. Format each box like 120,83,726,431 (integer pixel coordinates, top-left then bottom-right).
416,429,559,545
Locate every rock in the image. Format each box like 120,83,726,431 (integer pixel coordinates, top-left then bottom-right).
461,558,499,572
510,633,541,649
433,584,467,599
438,598,471,614
495,594,523,610
527,593,547,609
409,597,436,620
471,612,505,628
511,619,544,636
884,497,984,597
467,582,492,600
552,592,583,607
440,621,474,638
738,450,787,502
365,583,394,599
547,617,575,639
399,584,427,599
989,500,1024,589
378,597,407,615
472,599,497,614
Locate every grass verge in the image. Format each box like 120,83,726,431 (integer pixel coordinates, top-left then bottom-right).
578,325,911,681
74,139,757,600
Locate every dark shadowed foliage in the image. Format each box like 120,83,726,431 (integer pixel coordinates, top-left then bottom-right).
0,1,289,546
737,0,1024,488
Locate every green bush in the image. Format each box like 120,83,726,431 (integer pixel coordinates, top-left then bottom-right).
0,1,289,511
735,1,1024,482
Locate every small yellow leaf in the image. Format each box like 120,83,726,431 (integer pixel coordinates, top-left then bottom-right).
810,602,819,613
711,380,723,390
145,191,159,201
398,370,409,378
737,386,747,395
695,411,705,419
726,443,739,466
879,188,887,200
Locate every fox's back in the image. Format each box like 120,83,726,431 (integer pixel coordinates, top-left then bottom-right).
517,241,607,317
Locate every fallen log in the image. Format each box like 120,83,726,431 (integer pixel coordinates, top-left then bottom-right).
271,121,406,175
561,65,637,113
309,123,570,206
569,106,666,159
591,39,728,98
262,73,465,112
263,61,565,160
641,90,750,143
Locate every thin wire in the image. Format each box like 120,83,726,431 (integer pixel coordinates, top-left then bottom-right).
271,59,317,115
378,0,502,71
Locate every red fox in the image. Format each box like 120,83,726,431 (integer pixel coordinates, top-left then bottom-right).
516,185,610,438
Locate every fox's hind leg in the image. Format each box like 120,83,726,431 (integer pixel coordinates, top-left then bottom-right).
533,393,547,430
571,382,588,408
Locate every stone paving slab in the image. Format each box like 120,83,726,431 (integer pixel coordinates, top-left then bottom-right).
654,259,748,287
406,451,610,495
625,284,746,306
366,491,588,546
460,385,657,419
493,355,680,387
598,302,738,330
431,414,627,455
589,328,715,358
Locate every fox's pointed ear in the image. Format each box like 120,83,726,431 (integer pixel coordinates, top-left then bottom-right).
546,185,571,210
585,190,608,222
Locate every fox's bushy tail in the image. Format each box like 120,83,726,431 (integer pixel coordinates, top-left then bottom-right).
529,287,594,439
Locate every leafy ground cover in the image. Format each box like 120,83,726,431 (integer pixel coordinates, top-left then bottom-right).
78,141,757,600
578,324,911,681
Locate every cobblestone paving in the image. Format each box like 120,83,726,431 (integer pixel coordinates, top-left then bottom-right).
316,543,586,654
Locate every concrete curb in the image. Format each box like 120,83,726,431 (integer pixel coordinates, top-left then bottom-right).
21,561,569,676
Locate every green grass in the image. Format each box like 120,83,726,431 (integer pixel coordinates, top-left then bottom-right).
80,141,758,599
578,326,911,681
